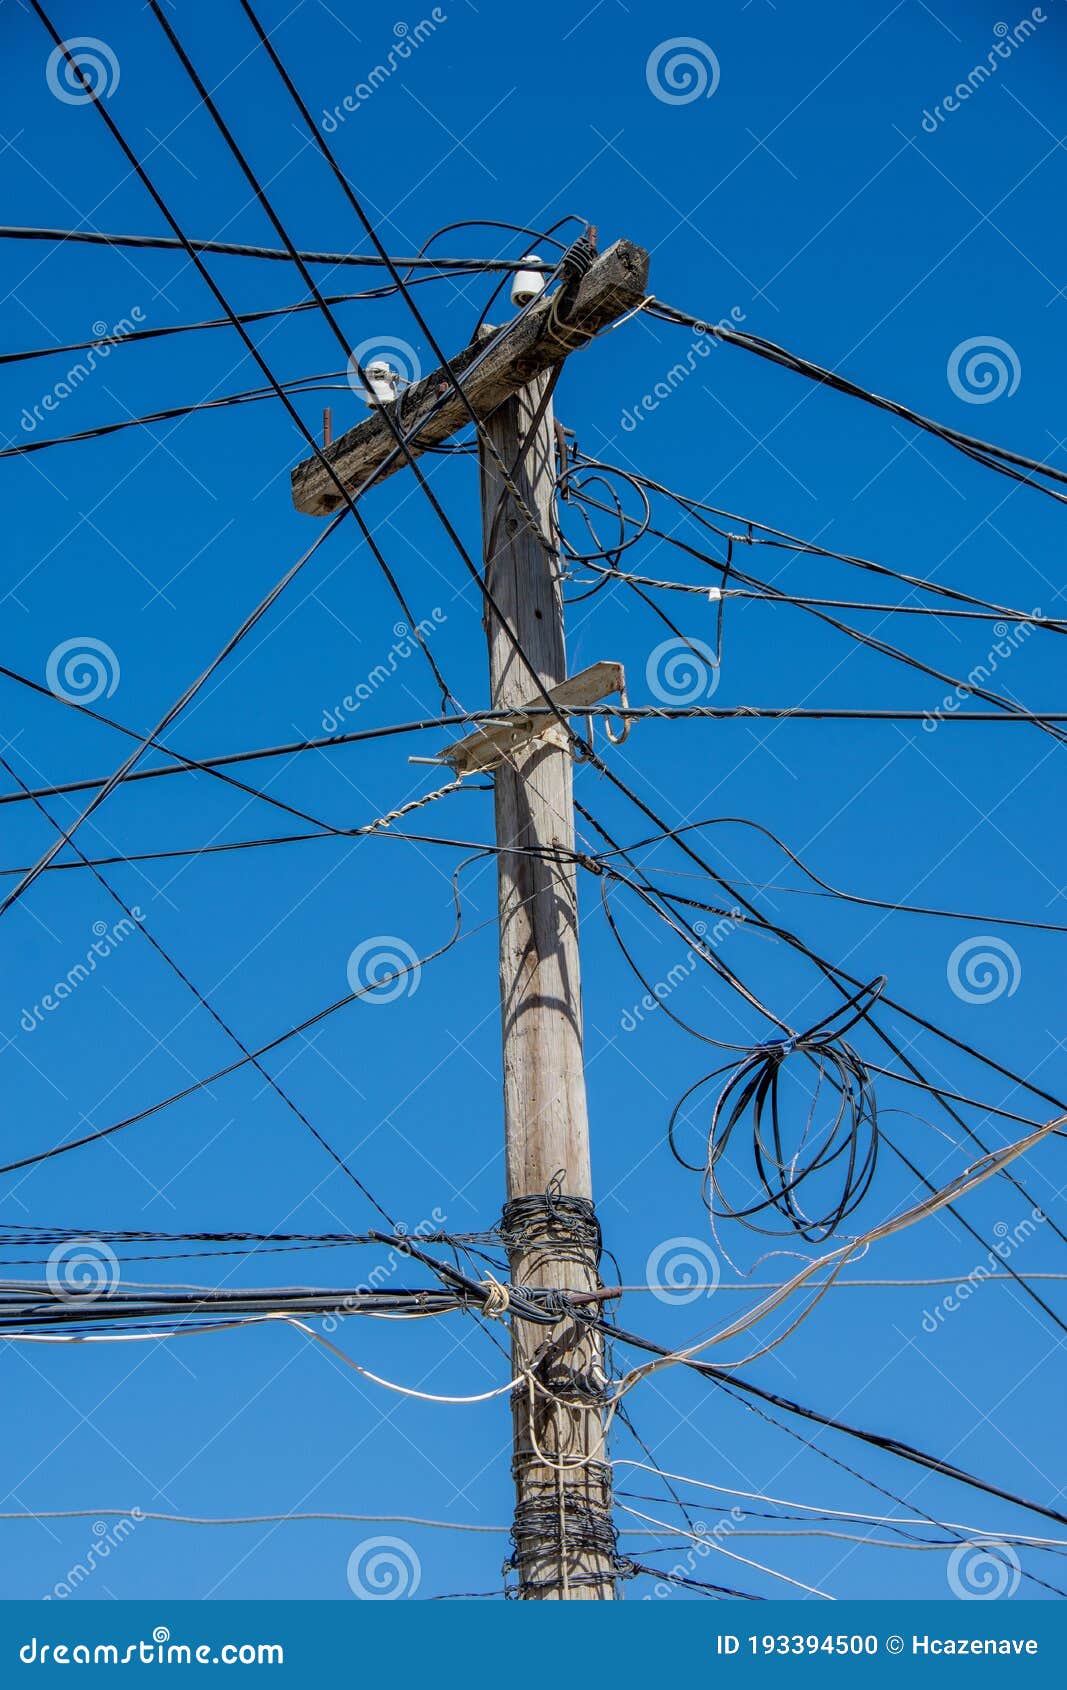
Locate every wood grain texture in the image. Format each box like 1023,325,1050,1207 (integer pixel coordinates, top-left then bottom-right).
434,662,624,774
291,239,649,515
481,375,616,1600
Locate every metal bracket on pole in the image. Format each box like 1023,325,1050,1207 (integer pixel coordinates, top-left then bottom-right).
418,661,625,776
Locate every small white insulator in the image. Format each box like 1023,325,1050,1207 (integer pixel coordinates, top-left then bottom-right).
362,359,398,407
511,254,545,309
707,586,722,602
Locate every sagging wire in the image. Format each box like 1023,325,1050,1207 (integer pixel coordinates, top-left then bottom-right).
567,445,1066,634
607,1106,1065,1396
0,846,485,1179
647,299,1067,506
564,460,1067,748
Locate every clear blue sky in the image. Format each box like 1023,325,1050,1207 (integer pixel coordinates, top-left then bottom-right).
1,0,1066,1603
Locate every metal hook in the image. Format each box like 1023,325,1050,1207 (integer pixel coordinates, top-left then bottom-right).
603,680,631,744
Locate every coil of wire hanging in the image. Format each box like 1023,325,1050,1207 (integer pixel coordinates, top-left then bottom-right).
668,979,885,1243
552,459,652,605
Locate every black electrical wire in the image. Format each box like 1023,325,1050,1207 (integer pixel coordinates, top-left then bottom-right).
556,462,1067,1129
667,982,883,1243
27,0,1067,1392
567,476,1067,749
0,659,372,839
174,0,602,864
606,1316,1067,1536
571,447,1061,630
15,700,1067,823
576,801,1067,1339
649,300,1067,505
687,1382,1067,1599
13,0,485,914
0,854,477,1178
627,1562,762,1599
0,278,473,371
0,369,355,457
0,746,401,1230
230,0,613,783
598,866,1043,1140
619,814,1067,935
0,225,558,272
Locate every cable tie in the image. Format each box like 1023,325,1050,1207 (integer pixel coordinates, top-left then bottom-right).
479,1274,511,1319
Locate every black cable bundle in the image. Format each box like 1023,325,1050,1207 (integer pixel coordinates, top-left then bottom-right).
669,980,885,1243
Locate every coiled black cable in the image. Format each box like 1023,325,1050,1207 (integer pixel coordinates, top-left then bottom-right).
669,980,885,1243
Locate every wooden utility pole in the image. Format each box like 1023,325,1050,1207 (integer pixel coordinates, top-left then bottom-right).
291,233,650,1599
479,373,616,1599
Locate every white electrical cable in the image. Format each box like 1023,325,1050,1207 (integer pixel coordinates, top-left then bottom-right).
615,1460,1067,1547
609,1111,1067,1405
2,1316,519,1405
616,1501,833,1599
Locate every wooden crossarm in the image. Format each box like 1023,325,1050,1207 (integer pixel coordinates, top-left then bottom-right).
290,240,649,516
427,661,626,775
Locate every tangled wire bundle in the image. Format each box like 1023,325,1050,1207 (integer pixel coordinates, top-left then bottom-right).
668,981,885,1243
